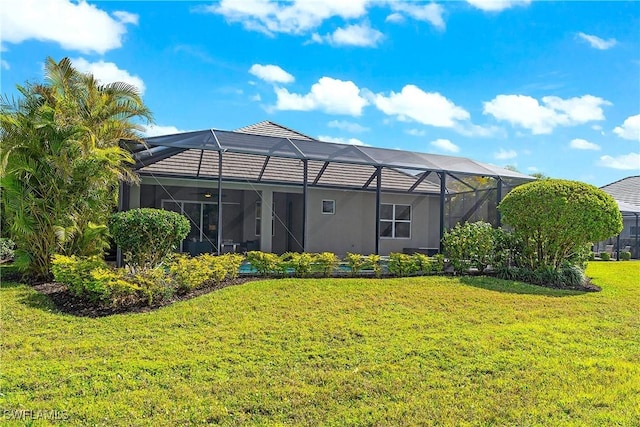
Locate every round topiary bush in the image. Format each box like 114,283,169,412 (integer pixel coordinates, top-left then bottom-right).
498,179,622,270
109,208,190,270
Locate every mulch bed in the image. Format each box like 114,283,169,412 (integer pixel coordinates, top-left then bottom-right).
31,277,256,318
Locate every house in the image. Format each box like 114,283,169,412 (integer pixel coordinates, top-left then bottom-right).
121,121,533,256
598,176,640,259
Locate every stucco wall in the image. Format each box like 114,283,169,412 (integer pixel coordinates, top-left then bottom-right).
305,188,440,256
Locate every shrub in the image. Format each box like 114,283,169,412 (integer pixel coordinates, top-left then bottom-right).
600,252,611,261
412,253,432,275
442,221,495,274
51,255,141,304
345,253,368,277
109,208,190,271
168,254,214,292
387,253,419,277
313,252,339,277
431,254,445,274
282,252,314,277
0,238,15,262
366,254,382,278
499,179,622,270
588,251,596,261
246,251,284,276
220,253,245,279
559,264,586,288
620,251,631,261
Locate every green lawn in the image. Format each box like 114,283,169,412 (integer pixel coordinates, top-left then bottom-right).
1,262,639,426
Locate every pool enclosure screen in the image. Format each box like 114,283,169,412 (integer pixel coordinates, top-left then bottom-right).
123,125,533,255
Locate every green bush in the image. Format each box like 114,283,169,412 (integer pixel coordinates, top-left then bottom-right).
412,253,432,275
600,252,611,261
109,208,190,271
220,253,245,279
366,254,382,278
0,238,15,262
387,253,419,277
345,253,368,277
620,251,631,261
51,255,141,304
499,179,622,271
313,252,340,277
588,251,596,261
168,254,216,292
282,252,314,277
246,251,285,276
442,221,495,274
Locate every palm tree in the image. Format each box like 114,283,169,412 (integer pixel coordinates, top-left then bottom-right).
1,57,152,279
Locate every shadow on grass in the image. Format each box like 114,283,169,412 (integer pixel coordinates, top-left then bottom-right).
19,291,59,312
458,275,588,297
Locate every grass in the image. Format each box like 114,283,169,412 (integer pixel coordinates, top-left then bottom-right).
1,262,639,426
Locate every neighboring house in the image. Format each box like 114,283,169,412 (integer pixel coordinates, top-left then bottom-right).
598,176,640,258
122,121,533,256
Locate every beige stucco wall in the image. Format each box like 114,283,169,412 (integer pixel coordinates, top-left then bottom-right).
305,188,440,256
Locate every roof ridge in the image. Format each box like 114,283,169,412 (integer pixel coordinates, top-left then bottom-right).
234,120,317,141
600,175,640,189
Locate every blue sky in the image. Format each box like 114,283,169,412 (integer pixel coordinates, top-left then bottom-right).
2,0,639,186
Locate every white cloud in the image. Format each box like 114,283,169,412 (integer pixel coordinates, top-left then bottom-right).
312,22,383,47
274,77,369,116
406,128,426,137
1,0,137,54
1,59,9,70
250,94,262,102
112,11,139,25
569,138,600,151
494,148,517,160
206,0,370,35
143,124,188,137
373,85,469,127
389,2,445,30
249,64,294,84
613,114,640,141
454,123,505,138
599,153,640,170
72,58,146,95
327,120,369,133
483,94,611,134
431,138,460,153
527,166,538,172
466,0,531,12
318,135,368,146
577,32,617,50
385,12,404,23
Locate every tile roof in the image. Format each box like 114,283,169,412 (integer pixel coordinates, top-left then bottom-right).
234,120,316,141
600,176,640,208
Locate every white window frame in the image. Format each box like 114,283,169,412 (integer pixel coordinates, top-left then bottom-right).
379,203,411,239
322,199,335,215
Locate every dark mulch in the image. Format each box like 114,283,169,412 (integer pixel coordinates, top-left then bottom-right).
31,277,256,318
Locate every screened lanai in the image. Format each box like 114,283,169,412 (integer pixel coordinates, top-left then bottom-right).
122,121,533,256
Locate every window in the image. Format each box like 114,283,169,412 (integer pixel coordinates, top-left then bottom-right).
631,226,639,238
322,199,335,215
380,204,411,239
255,201,275,236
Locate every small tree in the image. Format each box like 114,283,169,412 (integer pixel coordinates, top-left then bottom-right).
109,208,190,271
498,179,622,270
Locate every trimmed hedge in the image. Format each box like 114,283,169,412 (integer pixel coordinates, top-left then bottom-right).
109,208,190,271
